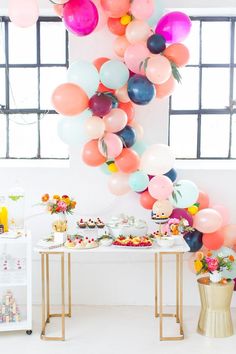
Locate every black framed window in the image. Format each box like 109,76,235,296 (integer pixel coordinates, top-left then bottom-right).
0,16,69,160
169,17,236,159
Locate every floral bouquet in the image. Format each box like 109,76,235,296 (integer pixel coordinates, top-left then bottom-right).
41,194,76,215
162,217,194,236
194,251,235,283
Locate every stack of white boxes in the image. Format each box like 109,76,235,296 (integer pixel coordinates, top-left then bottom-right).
0,290,21,323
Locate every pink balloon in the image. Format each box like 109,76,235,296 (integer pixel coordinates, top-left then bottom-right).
148,175,173,200
98,132,123,158
93,0,108,32
115,84,130,103
222,224,236,248
130,121,144,141
85,116,105,139
155,11,192,43
103,108,128,133
126,20,151,44
124,42,151,74
9,0,39,28
146,55,172,84
108,172,131,196
130,0,154,21
212,204,230,226
193,208,223,233
63,0,98,36
114,36,130,57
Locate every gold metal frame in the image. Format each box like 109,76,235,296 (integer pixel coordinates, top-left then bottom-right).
154,252,184,341
40,252,71,341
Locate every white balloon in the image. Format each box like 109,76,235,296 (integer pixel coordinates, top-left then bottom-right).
140,144,175,175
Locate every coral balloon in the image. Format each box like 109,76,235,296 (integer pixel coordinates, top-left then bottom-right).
103,108,128,133
89,93,113,116
100,59,130,89
140,190,156,210
97,82,115,93
140,144,175,175
115,84,130,103
155,75,175,99
146,55,172,85
212,204,230,226
63,0,98,36
193,208,223,234
222,224,236,248
85,116,105,139
101,0,130,18
98,132,123,158
124,42,151,75
93,57,109,71
52,83,88,116
152,200,173,218
107,17,126,35
126,20,151,44
114,36,130,57
53,4,63,17
9,0,39,28
108,172,131,196
148,175,173,200
115,148,140,173
202,230,225,250
130,0,154,21
197,190,210,210
118,102,135,123
130,121,143,141
82,140,106,167
164,43,190,67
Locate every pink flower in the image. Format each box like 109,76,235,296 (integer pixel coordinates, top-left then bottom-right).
57,201,67,212
206,257,219,272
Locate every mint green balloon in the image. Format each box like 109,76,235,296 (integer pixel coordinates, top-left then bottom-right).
169,180,199,208
129,171,149,192
222,262,236,279
67,60,99,98
100,163,111,175
132,141,147,156
148,0,165,27
100,59,129,89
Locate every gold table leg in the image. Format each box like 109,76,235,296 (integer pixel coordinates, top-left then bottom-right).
154,253,158,318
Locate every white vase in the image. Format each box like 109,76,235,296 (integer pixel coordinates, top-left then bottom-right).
53,231,67,244
52,213,67,244
209,271,222,283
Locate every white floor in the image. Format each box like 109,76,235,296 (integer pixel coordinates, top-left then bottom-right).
1,306,236,354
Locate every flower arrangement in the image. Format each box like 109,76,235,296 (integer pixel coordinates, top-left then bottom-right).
41,194,76,215
162,217,194,236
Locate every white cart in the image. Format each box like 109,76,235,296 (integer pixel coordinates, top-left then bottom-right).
0,232,32,334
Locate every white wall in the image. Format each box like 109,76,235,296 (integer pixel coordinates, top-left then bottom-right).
0,0,236,307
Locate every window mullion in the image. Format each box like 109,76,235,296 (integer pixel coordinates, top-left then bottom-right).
228,19,235,158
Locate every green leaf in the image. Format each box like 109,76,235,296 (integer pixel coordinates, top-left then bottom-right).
172,191,177,203
170,61,182,84
176,190,182,198
143,57,151,72
8,195,24,202
100,138,108,158
139,61,144,72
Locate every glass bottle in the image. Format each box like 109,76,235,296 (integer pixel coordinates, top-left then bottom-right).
0,196,8,232
8,184,25,231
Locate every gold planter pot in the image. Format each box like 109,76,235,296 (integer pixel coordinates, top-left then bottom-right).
197,277,234,338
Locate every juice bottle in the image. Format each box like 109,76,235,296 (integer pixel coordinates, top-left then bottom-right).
0,196,8,232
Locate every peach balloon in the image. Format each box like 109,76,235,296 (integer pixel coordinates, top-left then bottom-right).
140,190,156,209
115,148,140,173
53,4,63,17
93,57,109,71
146,55,172,84
9,0,39,28
114,36,130,57
155,75,175,99
130,121,143,141
115,84,130,103
103,108,128,133
126,20,151,44
82,140,106,167
164,43,190,67
197,190,210,210
202,230,225,250
52,83,89,116
193,208,223,233
98,132,123,158
108,172,131,196
222,224,236,248
101,0,130,18
93,0,108,31
212,204,230,226
107,17,126,35
85,116,105,139
124,42,150,74
118,101,135,123
130,0,154,21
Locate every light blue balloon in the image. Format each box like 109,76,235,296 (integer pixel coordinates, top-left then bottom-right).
129,171,149,192
148,0,165,27
67,60,99,98
132,141,147,156
100,59,129,90
100,163,111,175
57,109,92,146
169,180,199,208
213,247,236,257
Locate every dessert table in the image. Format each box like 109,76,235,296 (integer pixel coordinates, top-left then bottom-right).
34,241,190,342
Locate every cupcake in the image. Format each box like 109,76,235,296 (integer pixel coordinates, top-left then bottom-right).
87,219,96,228
77,218,86,228
96,218,105,228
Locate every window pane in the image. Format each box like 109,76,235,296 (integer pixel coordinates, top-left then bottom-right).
9,115,38,158
0,115,6,157
202,22,230,64
40,114,68,158
231,115,236,158
202,68,229,109
40,67,67,109
0,23,5,64
9,68,38,109
0,69,6,107
201,115,229,157
8,23,36,64
40,22,66,64
171,67,199,110
183,20,200,65
169,115,197,158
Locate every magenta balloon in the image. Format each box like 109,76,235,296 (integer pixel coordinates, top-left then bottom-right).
155,11,192,43
63,0,98,36
170,208,193,226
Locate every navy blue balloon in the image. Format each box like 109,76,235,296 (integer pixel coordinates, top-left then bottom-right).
147,34,166,54
104,92,119,108
127,75,155,105
117,125,136,148
184,229,203,252
164,168,177,182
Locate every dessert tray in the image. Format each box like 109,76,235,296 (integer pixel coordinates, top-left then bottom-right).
112,236,153,248
64,236,99,250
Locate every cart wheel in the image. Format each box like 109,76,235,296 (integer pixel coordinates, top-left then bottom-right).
26,330,32,335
